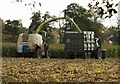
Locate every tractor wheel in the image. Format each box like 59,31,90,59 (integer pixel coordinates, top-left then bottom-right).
81,52,85,59
34,48,42,58
46,49,51,58
16,52,22,57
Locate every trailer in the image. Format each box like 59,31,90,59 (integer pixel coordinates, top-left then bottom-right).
63,31,106,59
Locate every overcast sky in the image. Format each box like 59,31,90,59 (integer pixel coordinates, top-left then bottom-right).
0,0,118,28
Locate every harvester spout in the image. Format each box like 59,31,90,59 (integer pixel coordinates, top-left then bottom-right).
35,16,82,33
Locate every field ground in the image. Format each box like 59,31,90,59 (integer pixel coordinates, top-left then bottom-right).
2,57,119,83
2,42,119,83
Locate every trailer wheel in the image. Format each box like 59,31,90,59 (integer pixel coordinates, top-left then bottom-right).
94,48,101,59
97,48,103,59
101,49,107,59
46,49,51,58
81,52,85,59
64,52,72,59
34,48,42,58
64,52,69,59
85,52,91,59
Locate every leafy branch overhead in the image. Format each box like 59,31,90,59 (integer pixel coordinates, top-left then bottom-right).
14,0,41,10
88,0,118,18
14,0,118,18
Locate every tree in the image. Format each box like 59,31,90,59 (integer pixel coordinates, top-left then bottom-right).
3,20,23,35
42,11,51,22
88,0,118,19
106,26,119,44
63,3,88,30
63,3,104,37
29,11,42,33
42,12,57,31
29,11,57,33
88,0,119,45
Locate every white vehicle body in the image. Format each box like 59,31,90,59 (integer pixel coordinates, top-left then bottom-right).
17,33,43,53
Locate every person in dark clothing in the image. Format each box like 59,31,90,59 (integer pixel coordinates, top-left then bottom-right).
98,37,102,48
94,37,102,59
95,37,101,49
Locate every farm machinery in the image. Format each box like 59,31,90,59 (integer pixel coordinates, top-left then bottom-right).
16,16,106,59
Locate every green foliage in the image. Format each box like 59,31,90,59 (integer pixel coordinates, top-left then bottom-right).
3,20,24,35
51,48,64,58
29,11,42,32
2,20,27,43
42,11,51,22
29,11,56,32
3,19,26,43
107,27,119,45
88,0,118,18
2,42,119,58
3,36,18,43
63,3,91,31
102,43,119,57
107,48,119,57
2,44,16,57
63,3,104,37
3,32,25,43
2,43,64,58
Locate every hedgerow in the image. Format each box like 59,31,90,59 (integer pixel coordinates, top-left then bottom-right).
2,44,64,58
2,45,16,57
2,43,119,58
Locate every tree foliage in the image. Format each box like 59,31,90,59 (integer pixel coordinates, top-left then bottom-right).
3,20,25,35
63,3,104,37
107,26,119,44
87,0,119,45
29,11,42,32
88,0,118,19
42,11,51,22
29,11,56,33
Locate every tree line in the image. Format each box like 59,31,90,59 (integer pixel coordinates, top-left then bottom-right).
2,0,119,44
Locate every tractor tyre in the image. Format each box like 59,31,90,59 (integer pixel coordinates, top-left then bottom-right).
16,52,22,57
46,49,51,58
34,48,42,58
